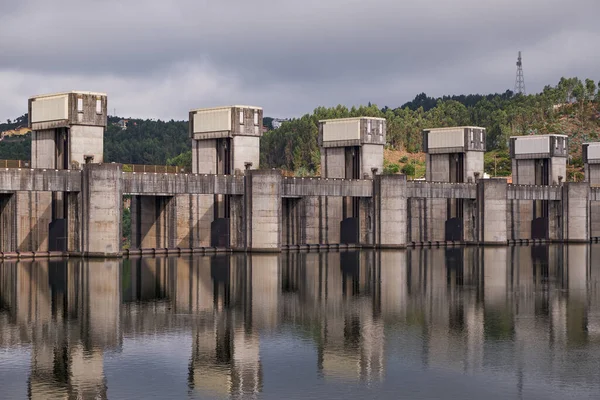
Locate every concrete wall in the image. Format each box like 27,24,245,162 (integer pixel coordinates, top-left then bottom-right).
428,198,447,241
172,194,212,248
550,157,566,185
322,148,345,178
360,144,383,179
131,196,174,249
512,159,535,185
122,172,244,196
0,169,81,192
301,196,321,244
232,136,260,173
30,129,55,169
426,154,449,182
0,194,16,252
465,151,484,183
192,139,217,174
508,200,533,240
16,191,52,252
69,125,104,166
585,164,600,187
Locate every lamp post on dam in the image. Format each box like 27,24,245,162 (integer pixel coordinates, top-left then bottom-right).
1,90,600,259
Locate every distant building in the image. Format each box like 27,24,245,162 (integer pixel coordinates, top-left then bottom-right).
117,119,129,130
0,125,31,139
271,118,288,129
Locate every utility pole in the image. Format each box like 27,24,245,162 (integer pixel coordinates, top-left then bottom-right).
494,155,497,177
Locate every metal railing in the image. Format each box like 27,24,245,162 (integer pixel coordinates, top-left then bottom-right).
0,160,189,173
122,164,190,174
0,160,30,168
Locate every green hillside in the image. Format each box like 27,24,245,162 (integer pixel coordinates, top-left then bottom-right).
1,77,598,180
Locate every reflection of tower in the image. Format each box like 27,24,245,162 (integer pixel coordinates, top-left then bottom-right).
313,252,384,383
187,254,264,397
514,51,526,95
0,260,118,399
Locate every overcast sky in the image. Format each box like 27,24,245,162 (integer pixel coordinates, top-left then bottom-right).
1,0,598,121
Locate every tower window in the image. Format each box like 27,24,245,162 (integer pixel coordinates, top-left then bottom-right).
239,110,244,125
77,98,83,112
96,99,102,114
253,110,259,125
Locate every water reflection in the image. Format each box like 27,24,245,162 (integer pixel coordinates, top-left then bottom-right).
0,245,599,399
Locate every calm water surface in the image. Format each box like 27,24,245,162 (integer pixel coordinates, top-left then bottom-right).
1,245,600,399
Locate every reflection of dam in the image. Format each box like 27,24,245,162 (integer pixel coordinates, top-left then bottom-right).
0,260,120,399
0,245,599,398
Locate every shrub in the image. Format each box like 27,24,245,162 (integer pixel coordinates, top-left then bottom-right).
399,156,409,163
401,163,415,176
383,163,400,175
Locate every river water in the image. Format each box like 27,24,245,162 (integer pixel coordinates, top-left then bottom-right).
1,245,599,399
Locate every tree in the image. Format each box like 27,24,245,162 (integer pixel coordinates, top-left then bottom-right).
585,79,596,101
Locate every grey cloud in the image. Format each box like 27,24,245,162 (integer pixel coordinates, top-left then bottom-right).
1,0,599,120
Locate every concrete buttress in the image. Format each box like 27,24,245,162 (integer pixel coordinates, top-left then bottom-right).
82,164,123,257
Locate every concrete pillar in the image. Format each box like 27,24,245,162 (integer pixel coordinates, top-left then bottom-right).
590,201,600,239
463,199,477,243
82,164,122,257
548,200,562,241
477,178,508,244
0,193,16,252
562,182,590,242
67,192,82,252
374,174,407,248
246,170,282,251
16,191,52,252
359,197,374,246
229,195,245,250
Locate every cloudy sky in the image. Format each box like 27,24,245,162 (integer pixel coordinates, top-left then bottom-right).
0,0,598,121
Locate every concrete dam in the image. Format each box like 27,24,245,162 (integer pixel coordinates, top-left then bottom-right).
2,91,600,258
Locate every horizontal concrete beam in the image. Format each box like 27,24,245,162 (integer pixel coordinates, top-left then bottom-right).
121,172,245,195
282,177,373,197
406,181,477,199
507,184,561,201
0,168,81,192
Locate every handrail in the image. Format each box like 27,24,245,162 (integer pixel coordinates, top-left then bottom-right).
0,159,30,168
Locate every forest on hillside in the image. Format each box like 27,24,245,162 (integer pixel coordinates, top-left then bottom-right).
1,77,599,178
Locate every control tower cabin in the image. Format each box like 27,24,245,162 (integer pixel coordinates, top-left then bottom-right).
28,91,108,169
422,127,486,183
509,134,567,185
583,142,600,186
318,117,386,180
189,106,263,175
